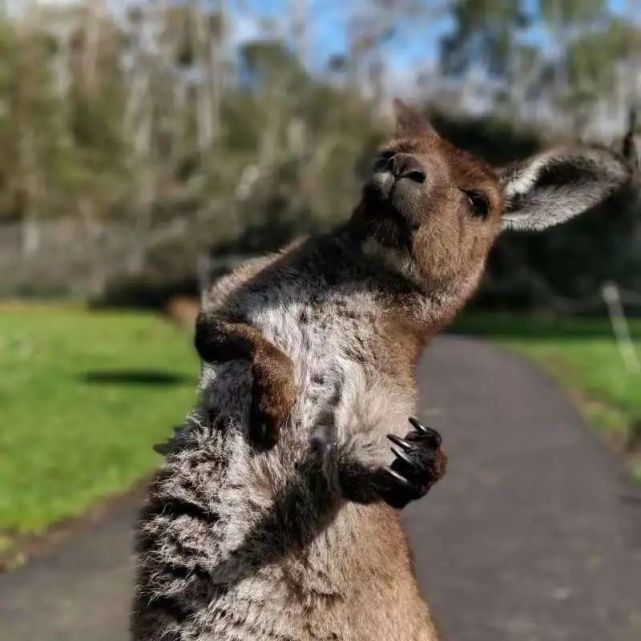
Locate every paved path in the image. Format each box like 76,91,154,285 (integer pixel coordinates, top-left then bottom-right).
1,336,640,641
407,336,641,641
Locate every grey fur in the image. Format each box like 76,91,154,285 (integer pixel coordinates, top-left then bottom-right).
501,146,631,231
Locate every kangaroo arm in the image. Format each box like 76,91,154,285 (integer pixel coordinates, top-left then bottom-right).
195,312,297,449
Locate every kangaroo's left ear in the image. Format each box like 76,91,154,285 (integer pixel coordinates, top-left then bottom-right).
393,98,438,139
500,147,632,232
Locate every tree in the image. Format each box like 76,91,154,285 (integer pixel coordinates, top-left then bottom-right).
0,13,73,254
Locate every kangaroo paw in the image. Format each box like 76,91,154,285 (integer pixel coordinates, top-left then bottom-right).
377,417,447,509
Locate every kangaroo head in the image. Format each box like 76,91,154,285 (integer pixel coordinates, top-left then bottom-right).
350,99,632,294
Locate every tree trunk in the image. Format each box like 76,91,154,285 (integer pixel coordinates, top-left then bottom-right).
193,1,214,155
82,0,106,97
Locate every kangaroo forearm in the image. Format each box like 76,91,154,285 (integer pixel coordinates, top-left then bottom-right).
195,311,297,449
195,312,276,363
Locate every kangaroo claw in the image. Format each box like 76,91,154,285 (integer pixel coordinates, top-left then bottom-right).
385,467,413,488
408,417,441,448
387,434,413,451
390,445,415,467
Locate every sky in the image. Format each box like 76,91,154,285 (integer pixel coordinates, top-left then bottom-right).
21,0,454,76
235,0,451,70
18,0,635,87
226,0,632,87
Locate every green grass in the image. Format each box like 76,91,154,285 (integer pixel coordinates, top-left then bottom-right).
0,304,197,535
454,314,641,477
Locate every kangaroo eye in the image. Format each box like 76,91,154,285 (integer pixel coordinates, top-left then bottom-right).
463,190,489,218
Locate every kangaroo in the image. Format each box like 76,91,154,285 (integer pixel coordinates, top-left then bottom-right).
132,101,631,641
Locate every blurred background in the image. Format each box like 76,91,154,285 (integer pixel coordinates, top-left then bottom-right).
0,1,640,639
1,0,641,305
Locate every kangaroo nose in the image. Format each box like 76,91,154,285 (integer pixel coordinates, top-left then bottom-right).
391,153,426,184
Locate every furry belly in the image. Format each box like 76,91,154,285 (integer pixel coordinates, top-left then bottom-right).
135,457,432,641
134,310,428,639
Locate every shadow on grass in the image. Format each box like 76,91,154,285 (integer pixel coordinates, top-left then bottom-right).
81,370,195,386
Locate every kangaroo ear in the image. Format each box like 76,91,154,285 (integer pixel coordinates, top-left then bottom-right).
500,147,631,232
393,98,437,138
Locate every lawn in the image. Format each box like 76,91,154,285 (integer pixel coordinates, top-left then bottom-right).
0,304,197,539
454,314,641,480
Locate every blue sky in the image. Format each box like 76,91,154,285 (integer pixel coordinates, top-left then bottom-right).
231,0,630,84
233,0,453,78
32,0,634,85
37,0,630,69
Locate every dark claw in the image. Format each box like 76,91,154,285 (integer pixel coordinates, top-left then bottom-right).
408,416,427,432
387,434,412,451
408,417,441,448
385,467,412,488
390,445,415,468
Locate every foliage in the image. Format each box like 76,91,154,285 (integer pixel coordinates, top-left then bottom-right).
440,0,528,78
438,0,638,130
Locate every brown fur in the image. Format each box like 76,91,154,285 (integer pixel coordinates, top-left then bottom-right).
133,100,631,641
195,315,297,448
